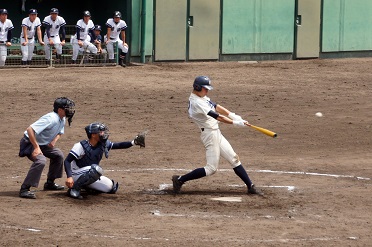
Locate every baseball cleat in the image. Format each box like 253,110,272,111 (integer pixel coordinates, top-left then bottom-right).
172,175,184,194
248,184,263,195
44,182,65,191
19,189,36,199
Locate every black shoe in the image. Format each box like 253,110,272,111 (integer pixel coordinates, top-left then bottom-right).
248,184,263,195
44,182,65,191
19,189,36,199
172,175,184,194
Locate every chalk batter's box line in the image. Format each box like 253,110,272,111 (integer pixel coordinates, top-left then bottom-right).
105,168,371,181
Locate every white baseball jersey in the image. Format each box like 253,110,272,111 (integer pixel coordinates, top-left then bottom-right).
0,19,14,42
105,18,127,40
188,93,219,130
21,17,41,39
42,15,66,37
75,19,94,40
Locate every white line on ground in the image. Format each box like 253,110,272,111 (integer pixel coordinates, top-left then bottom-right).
8,168,370,181
104,168,371,181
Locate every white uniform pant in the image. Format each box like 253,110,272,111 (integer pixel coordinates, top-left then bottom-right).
72,165,114,193
0,44,7,66
71,36,97,61
21,37,36,61
43,35,63,60
106,39,128,60
201,128,241,176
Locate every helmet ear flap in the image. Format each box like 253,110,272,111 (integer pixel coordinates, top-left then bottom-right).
193,83,202,92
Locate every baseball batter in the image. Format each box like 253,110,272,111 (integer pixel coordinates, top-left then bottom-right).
64,122,146,199
70,11,97,64
105,11,128,66
0,9,14,67
20,9,44,65
172,76,261,195
42,8,66,63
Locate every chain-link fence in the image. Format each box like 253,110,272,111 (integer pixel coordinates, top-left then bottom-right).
1,26,121,68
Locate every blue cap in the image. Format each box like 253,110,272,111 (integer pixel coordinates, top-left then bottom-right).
29,9,38,14
0,9,8,15
50,8,59,14
94,25,102,31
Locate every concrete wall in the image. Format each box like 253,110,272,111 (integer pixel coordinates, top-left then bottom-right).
322,0,372,52
222,0,295,54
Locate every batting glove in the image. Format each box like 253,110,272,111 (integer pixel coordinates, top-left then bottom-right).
233,120,247,127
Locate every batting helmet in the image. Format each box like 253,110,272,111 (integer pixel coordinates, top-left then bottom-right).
113,11,122,18
85,122,109,143
193,76,213,91
83,10,91,17
94,25,102,31
0,9,8,15
50,8,59,14
53,97,75,126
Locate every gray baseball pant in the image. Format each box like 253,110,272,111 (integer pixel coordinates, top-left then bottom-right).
21,145,64,188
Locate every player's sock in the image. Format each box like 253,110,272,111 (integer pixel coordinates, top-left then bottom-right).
179,168,206,183
233,164,253,189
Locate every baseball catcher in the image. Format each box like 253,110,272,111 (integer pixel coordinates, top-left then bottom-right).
64,122,146,199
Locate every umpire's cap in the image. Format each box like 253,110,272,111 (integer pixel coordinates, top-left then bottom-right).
94,25,102,31
29,9,38,15
50,8,59,14
0,9,8,15
193,76,213,91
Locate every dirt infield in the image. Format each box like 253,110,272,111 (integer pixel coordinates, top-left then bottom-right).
0,59,371,246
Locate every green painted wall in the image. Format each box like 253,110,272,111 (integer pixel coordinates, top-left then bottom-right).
322,0,372,52
130,0,153,57
222,0,295,54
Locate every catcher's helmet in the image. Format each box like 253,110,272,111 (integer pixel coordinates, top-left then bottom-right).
0,9,8,15
193,76,213,91
50,8,59,14
53,97,75,125
85,122,109,142
94,25,102,31
83,10,91,17
113,11,122,18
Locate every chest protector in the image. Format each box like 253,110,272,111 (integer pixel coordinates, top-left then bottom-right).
76,140,106,168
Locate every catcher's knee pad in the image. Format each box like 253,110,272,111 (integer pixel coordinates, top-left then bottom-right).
204,163,217,176
73,164,103,190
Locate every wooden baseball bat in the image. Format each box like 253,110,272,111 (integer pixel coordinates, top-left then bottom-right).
247,124,277,138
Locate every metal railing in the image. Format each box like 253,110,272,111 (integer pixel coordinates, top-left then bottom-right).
1,28,120,68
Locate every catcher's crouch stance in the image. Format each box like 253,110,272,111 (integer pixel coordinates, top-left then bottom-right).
64,122,145,199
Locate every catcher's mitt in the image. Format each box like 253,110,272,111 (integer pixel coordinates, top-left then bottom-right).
134,130,148,148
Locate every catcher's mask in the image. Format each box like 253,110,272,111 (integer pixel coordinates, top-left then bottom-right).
53,97,75,126
85,122,110,143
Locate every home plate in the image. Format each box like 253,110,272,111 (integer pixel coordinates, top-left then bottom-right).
210,197,242,202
